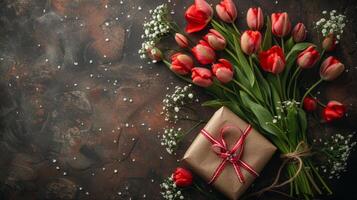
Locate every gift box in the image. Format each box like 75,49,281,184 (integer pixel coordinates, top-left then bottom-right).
182,107,276,200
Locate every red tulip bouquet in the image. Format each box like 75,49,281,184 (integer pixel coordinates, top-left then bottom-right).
139,1,349,199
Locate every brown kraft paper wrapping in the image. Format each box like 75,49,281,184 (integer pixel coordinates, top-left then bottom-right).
182,106,277,200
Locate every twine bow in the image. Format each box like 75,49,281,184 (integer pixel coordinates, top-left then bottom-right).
245,141,313,199
200,124,259,184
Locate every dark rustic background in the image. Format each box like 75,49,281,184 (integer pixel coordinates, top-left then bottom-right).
0,0,356,199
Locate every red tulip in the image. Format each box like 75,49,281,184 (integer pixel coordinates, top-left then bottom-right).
292,23,307,42
192,40,216,65
322,101,346,122
185,0,213,33
215,0,237,23
320,56,345,81
246,7,264,31
212,59,234,83
322,33,337,52
173,167,193,187
271,12,291,37
170,53,194,75
240,30,262,55
203,29,226,51
259,45,286,74
191,67,213,87
297,46,320,69
175,33,189,48
146,47,163,61
303,97,317,112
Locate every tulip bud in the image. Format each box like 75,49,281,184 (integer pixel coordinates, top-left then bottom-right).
246,7,264,31
212,59,234,83
297,46,320,69
192,40,216,65
303,97,317,112
322,101,346,123
271,12,291,37
146,47,163,61
259,45,286,74
173,167,193,187
292,23,307,42
240,30,262,55
170,53,194,75
204,29,227,51
191,67,213,87
320,56,345,81
322,33,337,52
175,33,189,48
216,0,237,23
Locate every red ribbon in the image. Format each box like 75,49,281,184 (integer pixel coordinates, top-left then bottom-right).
200,125,259,184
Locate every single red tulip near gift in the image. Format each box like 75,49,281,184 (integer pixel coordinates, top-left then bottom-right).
259,45,286,74
297,46,320,69
204,29,227,51
240,30,262,55
212,59,234,83
175,33,189,48
292,23,307,42
192,67,213,87
322,101,346,123
246,7,264,31
185,0,213,33
303,97,317,112
170,53,194,75
271,12,291,37
320,56,345,81
192,40,216,65
216,0,238,23
173,167,193,187
322,33,337,52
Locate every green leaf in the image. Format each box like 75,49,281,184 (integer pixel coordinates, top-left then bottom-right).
201,99,229,108
262,17,272,51
285,37,295,52
240,91,280,136
286,106,299,136
233,36,255,87
297,108,307,134
269,81,282,117
286,43,314,60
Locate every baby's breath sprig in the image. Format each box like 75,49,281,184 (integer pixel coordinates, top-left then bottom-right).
139,4,173,60
314,133,356,179
315,10,346,42
160,176,185,200
161,127,184,155
162,84,199,124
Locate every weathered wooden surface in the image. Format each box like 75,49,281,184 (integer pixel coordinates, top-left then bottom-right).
0,0,356,199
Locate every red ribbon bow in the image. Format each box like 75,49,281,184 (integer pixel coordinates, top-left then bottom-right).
200,125,259,184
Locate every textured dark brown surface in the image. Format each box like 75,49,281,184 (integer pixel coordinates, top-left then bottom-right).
0,0,356,199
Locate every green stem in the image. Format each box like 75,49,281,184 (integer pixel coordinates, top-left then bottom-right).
300,79,323,107
309,161,332,194
281,37,285,54
184,120,205,135
276,75,285,101
287,66,301,98
225,49,240,64
232,23,241,36
292,70,302,100
232,79,261,104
